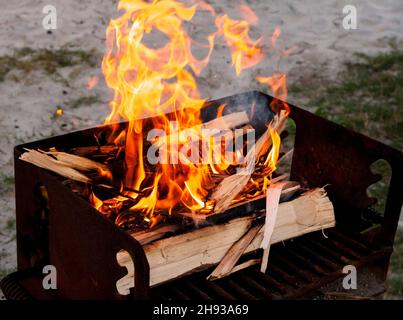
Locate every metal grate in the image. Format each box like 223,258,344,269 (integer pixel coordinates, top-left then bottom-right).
150,224,392,300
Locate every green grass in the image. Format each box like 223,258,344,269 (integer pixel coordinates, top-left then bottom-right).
0,45,100,82
69,95,101,109
387,229,403,298
306,51,403,151
0,267,16,282
0,174,14,187
0,174,15,195
5,218,15,231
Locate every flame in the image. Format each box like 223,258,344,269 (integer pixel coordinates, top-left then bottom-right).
215,14,263,75
281,46,298,57
90,192,103,211
256,72,290,115
239,2,258,25
99,0,289,223
264,127,281,168
87,76,99,90
55,107,64,118
270,26,281,49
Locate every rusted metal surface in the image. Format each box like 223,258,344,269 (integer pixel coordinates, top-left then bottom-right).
2,91,402,300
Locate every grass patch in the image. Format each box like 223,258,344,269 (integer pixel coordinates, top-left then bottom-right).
0,174,14,186
69,95,101,109
0,267,16,282
387,229,403,298
306,51,403,151
0,45,100,82
0,174,15,193
5,218,15,231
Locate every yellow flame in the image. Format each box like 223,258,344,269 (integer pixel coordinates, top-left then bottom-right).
98,0,289,221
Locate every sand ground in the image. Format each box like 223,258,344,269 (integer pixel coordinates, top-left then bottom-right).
1,0,402,299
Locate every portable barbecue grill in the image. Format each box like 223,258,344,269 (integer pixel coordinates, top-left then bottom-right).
1,91,402,300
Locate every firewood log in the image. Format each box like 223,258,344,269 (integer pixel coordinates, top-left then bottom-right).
116,188,335,294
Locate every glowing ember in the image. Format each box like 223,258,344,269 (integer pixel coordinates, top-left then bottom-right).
55,106,64,118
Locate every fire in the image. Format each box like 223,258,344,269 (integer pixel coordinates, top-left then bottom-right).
215,14,264,75
257,73,290,115
98,0,289,223
54,106,64,118
239,2,259,25
86,76,99,90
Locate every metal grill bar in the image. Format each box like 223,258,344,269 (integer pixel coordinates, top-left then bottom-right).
237,273,275,300
247,269,287,295
150,226,392,300
203,280,236,300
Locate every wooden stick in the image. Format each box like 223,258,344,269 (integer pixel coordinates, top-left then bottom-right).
276,148,294,165
116,188,335,294
19,149,92,183
207,221,264,280
260,182,289,273
228,259,261,275
208,181,293,280
45,149,108,171
177,181,300,221
19,149,142,196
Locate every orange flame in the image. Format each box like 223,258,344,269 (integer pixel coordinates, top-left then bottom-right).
256,72,290,115
215,14,263,75
90,192,103,211
270,26,281,49
100,0,289,222
87,76,99,90
239,3,259,25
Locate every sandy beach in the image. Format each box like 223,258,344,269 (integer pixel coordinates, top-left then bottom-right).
1,0,402,298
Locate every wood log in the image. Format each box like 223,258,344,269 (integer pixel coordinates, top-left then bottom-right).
116,188,335,294
19,149,142,196
45,149,108,171
19,149,92,183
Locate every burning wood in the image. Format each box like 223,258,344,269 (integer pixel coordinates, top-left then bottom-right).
211,110,287,214
19,108,291,225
